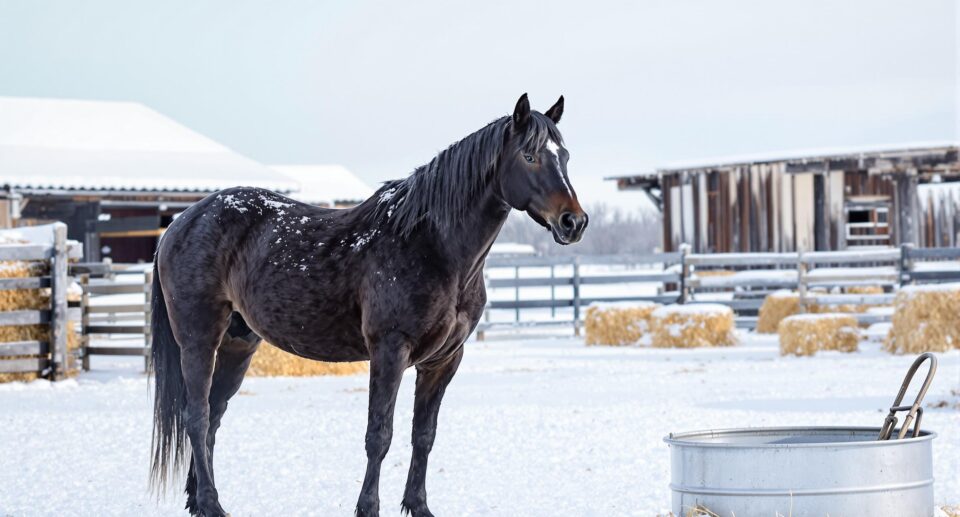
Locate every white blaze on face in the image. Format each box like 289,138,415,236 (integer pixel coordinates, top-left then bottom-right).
545,139,573,198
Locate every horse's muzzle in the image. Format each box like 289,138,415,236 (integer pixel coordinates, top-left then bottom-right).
551,211,588,245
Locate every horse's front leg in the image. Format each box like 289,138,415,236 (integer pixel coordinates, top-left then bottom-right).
402,347,463,517
356,333,410,517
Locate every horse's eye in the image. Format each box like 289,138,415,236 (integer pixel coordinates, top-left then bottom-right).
523,155,535,163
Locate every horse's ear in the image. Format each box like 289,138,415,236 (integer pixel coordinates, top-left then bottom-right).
545,95,564,124
513,93,530,128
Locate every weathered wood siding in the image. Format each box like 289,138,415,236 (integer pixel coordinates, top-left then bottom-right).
918,182,960,247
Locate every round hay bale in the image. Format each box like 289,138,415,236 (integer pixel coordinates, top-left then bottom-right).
884,283,960,354
756,290,800,334
246,341,369,377
778,313,859,357
650,303,737,348
583,301,660,346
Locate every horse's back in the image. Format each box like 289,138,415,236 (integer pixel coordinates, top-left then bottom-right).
157,186,372,359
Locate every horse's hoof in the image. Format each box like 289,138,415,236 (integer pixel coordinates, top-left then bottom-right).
194,494,228,517
355,497,380,517
401,500,434,517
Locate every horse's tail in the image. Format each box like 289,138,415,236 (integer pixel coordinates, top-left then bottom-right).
148,260,187,494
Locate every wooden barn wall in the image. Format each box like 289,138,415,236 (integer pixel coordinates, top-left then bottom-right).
657,165,960,253
779,164,794,252
674,164,786,253
918,183,960,247
793,173,815,252
828,171,845,250
844,170,895,198
661,174,678,252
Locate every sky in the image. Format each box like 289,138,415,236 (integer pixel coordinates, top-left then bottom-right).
0,0,957,213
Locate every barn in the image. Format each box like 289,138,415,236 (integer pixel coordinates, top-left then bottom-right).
0,97,371,263
609,142,960,253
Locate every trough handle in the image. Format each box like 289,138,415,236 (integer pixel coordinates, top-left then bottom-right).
878,352,938,440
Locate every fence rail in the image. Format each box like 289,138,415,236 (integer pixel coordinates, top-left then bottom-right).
479,244,960,338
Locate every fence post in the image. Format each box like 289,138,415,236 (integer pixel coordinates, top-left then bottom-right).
899,243,913,286
514,265,520,323
80,274,91,371
572,256,582,336
679,243,691,303
48,223,69,380
797,250,808,313
143,268,153,372
550,264,556,319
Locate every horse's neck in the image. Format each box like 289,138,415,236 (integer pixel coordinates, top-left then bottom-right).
437,189,511,276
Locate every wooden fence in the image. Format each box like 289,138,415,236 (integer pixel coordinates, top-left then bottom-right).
9,241,956,368
74,261,153,370
479,245,960,337
0,223,82,380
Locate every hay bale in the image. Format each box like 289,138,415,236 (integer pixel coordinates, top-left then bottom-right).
584,301,659,346
884,283,960,354
845,285,884,295
756,290,800,333
0,260,80,383
778,313,859,356
650,303,737,348
756,286,888,334
246,341,368,377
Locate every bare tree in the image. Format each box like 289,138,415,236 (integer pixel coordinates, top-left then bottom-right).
496,202,661,255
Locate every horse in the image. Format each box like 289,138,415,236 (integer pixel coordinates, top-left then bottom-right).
149,93,588,517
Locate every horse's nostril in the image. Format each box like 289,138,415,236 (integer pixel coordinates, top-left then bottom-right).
559,212,577,231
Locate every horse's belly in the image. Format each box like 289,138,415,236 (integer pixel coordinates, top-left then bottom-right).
243,304,368,362
268,332,369,362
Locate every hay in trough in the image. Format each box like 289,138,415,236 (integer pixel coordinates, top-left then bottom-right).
584,301,659,346
884,283,960,354
0,260,80,383
246,341,369,377
778,313,859,356
650,303,737,348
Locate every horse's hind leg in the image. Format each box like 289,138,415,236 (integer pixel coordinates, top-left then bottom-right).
173,301,232,517
402,348,463,517
186,313,261,514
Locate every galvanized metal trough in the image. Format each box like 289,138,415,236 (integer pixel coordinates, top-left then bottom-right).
664,426,936,517
665,353,939,517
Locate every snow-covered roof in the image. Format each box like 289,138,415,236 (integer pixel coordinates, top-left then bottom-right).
270,165,373,206
656,141,959,173
0,97,297,193
608,141,960,181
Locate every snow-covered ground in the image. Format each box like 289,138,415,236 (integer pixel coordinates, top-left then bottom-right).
1,334,958,516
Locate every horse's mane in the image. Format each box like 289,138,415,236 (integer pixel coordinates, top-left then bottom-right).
361,112,563,236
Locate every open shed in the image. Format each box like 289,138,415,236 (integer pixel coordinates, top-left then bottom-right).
609,142,960,253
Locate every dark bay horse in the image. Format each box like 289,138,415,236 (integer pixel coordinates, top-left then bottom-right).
149,94,588,516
